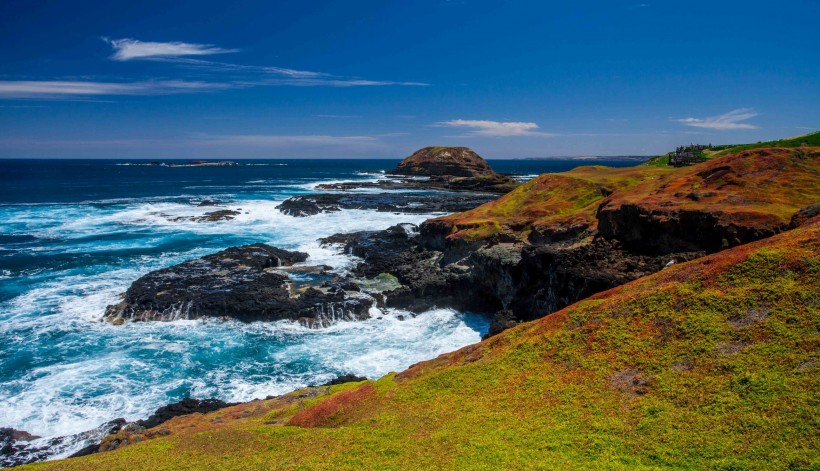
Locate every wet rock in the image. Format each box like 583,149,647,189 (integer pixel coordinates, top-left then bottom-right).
197,209,241,222
137,398,235,429
316,175,519,195
277,196,330,217
1,419,126,466
104,244,373,324
484,310,519,338
321,224,704,335
166,209,242,222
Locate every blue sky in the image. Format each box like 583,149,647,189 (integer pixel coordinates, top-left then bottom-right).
1,0,818,158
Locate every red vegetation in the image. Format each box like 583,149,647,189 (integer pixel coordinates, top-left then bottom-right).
287,383,377,428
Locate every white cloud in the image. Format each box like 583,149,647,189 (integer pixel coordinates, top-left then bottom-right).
106,41,428,86
675,108,759,130
106,38,238,61
0,80,231,99
433,119,553,137
162,57,327,78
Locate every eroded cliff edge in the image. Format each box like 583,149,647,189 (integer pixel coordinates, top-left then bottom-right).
325,146,820,335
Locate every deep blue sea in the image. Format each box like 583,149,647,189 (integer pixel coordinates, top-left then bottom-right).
0,158,638,457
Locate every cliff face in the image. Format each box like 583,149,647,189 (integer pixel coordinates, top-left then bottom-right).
597,147,820,253
389,146,497,177
38,218,820,470
406,147,819,333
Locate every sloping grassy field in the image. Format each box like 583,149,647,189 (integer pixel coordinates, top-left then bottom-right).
29,217,820,470
429,147,819,243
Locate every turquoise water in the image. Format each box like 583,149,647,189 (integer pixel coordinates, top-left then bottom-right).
0,158,635,454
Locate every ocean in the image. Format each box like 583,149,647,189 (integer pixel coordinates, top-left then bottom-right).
0,157,638,459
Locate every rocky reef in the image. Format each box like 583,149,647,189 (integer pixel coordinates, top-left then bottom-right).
104,244,373,326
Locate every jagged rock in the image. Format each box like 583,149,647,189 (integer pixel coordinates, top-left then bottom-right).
277,196,330,217
0,420,126,466
485,310,519,338
138,398,235,429
322,224,704,333
104,244,372,324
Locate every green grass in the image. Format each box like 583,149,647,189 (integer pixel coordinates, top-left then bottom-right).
712,130,820,156
641,131,820,166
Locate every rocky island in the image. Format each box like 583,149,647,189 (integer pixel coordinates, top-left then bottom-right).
275,146,519,218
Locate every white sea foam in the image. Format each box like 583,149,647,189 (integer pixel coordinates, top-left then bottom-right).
0,169,488,455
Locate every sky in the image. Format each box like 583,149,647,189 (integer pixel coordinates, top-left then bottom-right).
0,0,818,159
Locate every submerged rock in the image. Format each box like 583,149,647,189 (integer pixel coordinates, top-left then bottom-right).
104,244,372,325
277,192,496,217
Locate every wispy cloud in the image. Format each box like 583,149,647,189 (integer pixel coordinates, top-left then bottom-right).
157,57,326,78
0,39,427,100
103,39,428,87
0,80,232,99
433,119,554,137
106,38,238,61
675,108,759,130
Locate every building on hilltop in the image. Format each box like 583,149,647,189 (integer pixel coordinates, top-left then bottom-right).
668,144,709,167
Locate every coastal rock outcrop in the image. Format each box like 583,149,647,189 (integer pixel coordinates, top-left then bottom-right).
597,147,819,254
311,147,520,195
104,244,372,325
322,147,819,336
389,146,496,177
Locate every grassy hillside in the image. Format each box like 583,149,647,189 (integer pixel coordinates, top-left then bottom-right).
30,218,820,470
642,131,820,166
711,130,820,156
429,146,820,243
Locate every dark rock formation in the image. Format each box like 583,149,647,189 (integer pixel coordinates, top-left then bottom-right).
137,398,235,429
315,175,519,195
166,209,242,223
320,222,704,337
320,374,368,386
790,203,820,228
1,420,125,467
277,193,497,217
312,147,520,195
104,244,373,325
390,147,496,177
596,204,784,254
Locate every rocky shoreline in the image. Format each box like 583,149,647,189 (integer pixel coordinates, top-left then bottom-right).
7,145,818,468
